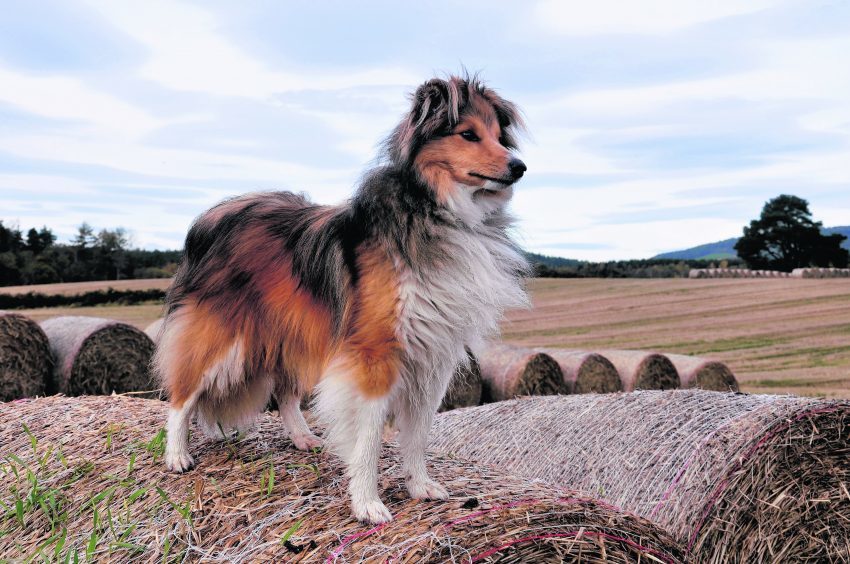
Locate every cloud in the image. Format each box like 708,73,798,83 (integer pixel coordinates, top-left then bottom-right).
83,0,419,99
534,0,784,36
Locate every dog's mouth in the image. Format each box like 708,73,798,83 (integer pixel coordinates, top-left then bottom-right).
468,172,514,187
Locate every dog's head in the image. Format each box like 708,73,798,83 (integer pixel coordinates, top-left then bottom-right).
385,74,526,222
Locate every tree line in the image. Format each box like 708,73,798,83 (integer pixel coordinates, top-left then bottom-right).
0,221,181,286
1,194,845,286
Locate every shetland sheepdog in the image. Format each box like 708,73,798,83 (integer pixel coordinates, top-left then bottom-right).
155,74,530,524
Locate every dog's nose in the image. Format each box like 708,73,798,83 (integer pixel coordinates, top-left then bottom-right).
508,158,527,179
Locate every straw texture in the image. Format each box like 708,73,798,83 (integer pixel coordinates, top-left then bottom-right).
598,350,680,391
430,391,850,562
0,311,52,401
536,349,622,394
478,344,568,402
40,316,155,397
439,349,483,411
665,354,739,392
0,395,685,563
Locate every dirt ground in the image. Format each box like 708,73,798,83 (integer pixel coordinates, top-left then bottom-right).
7,277,849,398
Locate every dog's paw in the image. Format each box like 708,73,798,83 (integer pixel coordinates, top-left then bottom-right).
352,498,393,524
406,477,449,500
291,432,323,451
164,449,194,473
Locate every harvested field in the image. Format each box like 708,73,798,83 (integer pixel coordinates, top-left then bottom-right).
503,278,850,398
0,312,52,401
431,391,850,562
0,396,685,563
13,277,850,397
40,317,156,397
477,344,568,401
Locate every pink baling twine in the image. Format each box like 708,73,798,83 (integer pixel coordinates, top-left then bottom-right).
685,406,840,551
328,496,677,563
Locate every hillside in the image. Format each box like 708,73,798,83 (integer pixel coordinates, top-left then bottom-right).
654,226,850,260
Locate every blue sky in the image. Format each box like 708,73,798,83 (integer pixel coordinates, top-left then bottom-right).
0,0,848,260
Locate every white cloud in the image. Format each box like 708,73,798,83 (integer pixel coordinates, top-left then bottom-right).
0,65,161,137
534,0,784,36
83,0,419,99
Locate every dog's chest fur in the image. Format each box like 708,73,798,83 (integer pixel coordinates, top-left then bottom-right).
391,222,529,376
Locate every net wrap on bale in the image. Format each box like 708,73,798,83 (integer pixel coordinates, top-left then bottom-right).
430,391,850,562
598,350,680,391
0,396,685,563
535,348,622,394
0,311,52,401
39,316,155,397
665,353,739,392
477,344,568,402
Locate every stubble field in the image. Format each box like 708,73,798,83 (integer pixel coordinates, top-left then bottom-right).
6,277,849,398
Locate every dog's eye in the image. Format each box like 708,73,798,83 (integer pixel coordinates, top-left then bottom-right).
459,130,480,142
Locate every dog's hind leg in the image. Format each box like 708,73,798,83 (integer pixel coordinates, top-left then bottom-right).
164,393,199,472
276,393,323,451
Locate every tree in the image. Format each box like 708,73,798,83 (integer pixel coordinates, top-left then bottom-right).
735,195,849,271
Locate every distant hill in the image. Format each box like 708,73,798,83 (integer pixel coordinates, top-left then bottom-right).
525,251,583,269
654,226,850,260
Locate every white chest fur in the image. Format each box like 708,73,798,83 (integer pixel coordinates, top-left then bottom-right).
392,225,529,378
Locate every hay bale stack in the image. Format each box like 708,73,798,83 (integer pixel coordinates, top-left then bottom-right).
144,317,164,344
666,353,739,392
430,391,850,562
439,348,482,411
477,343,568,402
39,316,155,397
0,311,52,401
536,348,622,394
0,396,685,563
599,350,680,391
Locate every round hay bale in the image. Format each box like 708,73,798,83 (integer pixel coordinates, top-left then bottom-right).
478,344,568,402
0,396,685,563
0,311,52,401
665,354,739,392
144,318,164,345
536,348,622,394
39,316,155,397
439,348,482,411
598,350,680,391
430,391,850,562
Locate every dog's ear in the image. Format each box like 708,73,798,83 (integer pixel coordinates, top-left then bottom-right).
411,79,455,128
387,78,462,166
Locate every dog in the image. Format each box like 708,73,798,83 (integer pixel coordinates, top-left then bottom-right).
154,74,530,524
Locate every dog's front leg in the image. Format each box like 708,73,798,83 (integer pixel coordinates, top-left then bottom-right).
314,355,395,524
396,374,450,501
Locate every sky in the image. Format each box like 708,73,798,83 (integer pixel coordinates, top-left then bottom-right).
0,0,848,261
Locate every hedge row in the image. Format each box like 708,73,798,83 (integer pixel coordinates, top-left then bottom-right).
0,288,166,310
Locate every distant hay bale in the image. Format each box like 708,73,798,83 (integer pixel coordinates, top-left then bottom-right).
599,350,680,391
0,396,685,563
0,311,52,401
39,316,155,397
431,391,850,562
439,348,482,411
478,344,568,402
144,318,164,344
665,354,739,392
536,348,622,394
